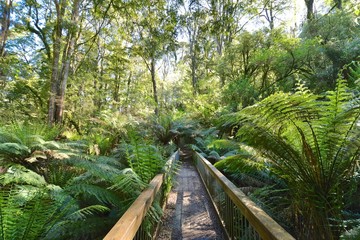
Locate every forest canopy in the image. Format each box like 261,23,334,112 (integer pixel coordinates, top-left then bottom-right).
0,0,358,125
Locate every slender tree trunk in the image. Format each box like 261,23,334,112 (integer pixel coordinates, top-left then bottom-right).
124,72,132,113
150,58,159,115
0,0,11,57
188,27,198,95
113,74,120,103
56,0,80,123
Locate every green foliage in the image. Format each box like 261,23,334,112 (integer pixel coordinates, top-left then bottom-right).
122,140,165,183
300,11,360,90
0,120,174,239
0,185,57,240
351,62,360,89
83,111,132,155
0,168,76,240
221,78,360,239
213,143,294,230
223,77,257,110
1,0,359,238
0,123,62,170
150,113,177,145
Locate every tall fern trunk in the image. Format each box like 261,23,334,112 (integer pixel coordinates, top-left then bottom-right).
295,186,343,240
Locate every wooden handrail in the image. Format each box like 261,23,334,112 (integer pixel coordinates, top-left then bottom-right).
104,151,179,240
194,152,295,240
104,174,163,240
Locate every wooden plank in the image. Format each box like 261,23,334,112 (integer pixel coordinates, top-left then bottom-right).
163,150,179,174
195,153,295,240
104,174,164,240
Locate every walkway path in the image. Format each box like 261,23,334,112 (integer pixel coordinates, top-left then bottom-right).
157,159,225,240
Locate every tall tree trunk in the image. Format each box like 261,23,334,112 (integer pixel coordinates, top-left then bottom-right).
113,74,120,103
0,0,12,58
150,58,159,115
56,0,80,123
124,72,132,113
49,0,80,125
48,0,64,125
304,0,314,20
188,27,198,95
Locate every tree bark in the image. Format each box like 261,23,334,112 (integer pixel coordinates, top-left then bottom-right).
150,58,159,115
304,0,314,20
0,0,12,58
55,0,80,123
49,0,80,125
48,0,63,125
188,26,198,95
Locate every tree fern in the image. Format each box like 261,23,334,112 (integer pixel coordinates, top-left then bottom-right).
0,184,70,240
223,77,360,239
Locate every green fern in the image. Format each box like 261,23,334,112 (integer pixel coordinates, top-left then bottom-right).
223,77,360,239
0,184,70,240
0,165,47,187
122,137,166,183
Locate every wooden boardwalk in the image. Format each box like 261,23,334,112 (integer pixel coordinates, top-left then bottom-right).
157,161,226,240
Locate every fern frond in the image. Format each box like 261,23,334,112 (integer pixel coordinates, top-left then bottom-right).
46,216,115,240
215,154,266,174
123,141,166,182
65,205,110,221
0,185,67,240
208,139,240,151
0,165,47,187
231,77,360,238
67,155,123,184
109,168,147,197
0,130,21,144
65,184,122,207
0,143,31,161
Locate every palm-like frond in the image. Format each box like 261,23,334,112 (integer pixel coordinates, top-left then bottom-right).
0,165,47,187
65,184,122,207
0,143,31,162
64,205,110,221
0,184,70,240
109,168,147,197
228,78,360,239
0,124,64,171
46,216,115,240
122,139,166,183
